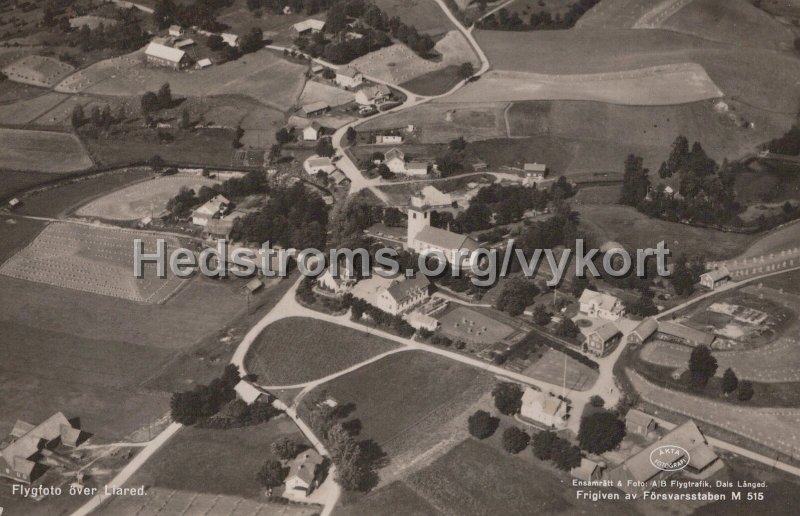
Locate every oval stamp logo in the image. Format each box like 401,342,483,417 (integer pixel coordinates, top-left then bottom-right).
649,445,690,472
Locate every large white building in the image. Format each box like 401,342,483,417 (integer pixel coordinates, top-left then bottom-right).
191,194,230,226
406,196,478,267
578,289,625,321
375,274,430,315
335,66,364,89
520,388,567,429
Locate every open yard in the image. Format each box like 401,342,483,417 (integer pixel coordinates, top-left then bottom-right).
307,351,492,462
245,317,402,385
0,127,92,172
352,30,478,90
576,204,757,260
0,222,185,303
298,80,355,108
447,63,723,106
523,348,599,391
438,305,517,346
57,48,307,110
75,174,219,221
126,416,312,500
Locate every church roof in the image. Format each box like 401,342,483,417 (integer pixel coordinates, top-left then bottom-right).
413,226,478,253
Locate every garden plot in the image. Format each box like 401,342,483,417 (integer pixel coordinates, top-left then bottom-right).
1,55,75,88
0,222,185,303
447,63,723,106
75,174,219,221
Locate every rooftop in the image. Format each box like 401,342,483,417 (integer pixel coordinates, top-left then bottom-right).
144,42,186,63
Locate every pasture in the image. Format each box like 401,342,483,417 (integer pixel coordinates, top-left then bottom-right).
475,27,800,116
0,128,92,172
75,174,219,221
339,438,636,515
0,91,70,125
576,204,756,260
308,351,492,461
373,0,455,36
0,271,257,441
1,55,75,88
0,222,185,303
57,49,306,110
661,0,795,50
446,64,722,106
506,99,789,166
245,317,401,385
126,417,312,500
736,220,800,260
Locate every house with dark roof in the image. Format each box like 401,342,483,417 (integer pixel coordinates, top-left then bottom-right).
376,274,430,315
0,413,85,484
586,322,621,356
625,409,657,436
627,318,658,345
607,420,720,495
656,322,715,347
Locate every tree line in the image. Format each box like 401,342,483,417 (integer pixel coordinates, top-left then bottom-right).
476,0,601,31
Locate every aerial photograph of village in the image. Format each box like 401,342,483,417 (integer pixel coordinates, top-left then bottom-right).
1,0,800,514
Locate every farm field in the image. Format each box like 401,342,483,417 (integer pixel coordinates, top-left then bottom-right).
57,49,307,110
373,0,456,37
0,127,92,172
0,217,47,263
306,351,493,462
399,65,463,97
576,204,757,260
0,91,70,125
101,487,318,516
351,30,478,89
14,167,153,218
298,80,355,108
340,438,638,516
85,126,239,168
1,54,75,87
359,101,507,142
736,220,800,259
446,64,723,106
0,270,254,440
474,28,800,115
245,317,402,385
575,0,657,28
506,99,783,165
75,174,219,221
126,417,312,500
660,0,795,50
0,222,185,303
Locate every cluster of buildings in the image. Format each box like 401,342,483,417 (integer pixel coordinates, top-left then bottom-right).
383,148,430,176
144,25,240,70
578,289,626,356
0,413,86,484
628,318,716,348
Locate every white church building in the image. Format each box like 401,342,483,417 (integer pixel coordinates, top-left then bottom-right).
406,196,478,267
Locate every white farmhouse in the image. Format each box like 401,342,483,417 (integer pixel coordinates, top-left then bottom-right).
191,194,230,226
578,289,625,321
335,66,364,89
375,274,430,315
520,388,567,429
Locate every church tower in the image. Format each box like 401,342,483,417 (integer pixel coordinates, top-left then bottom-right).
406,196,430,250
